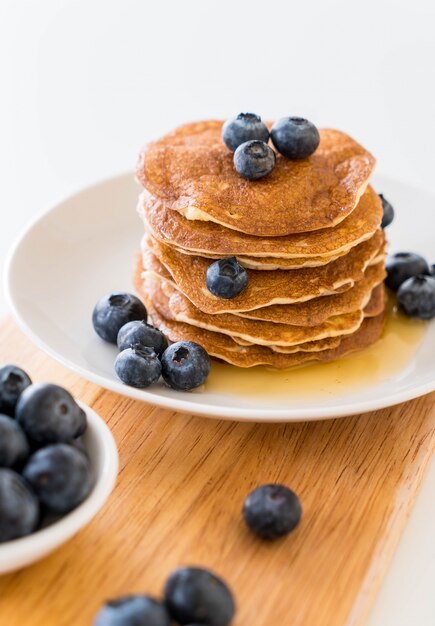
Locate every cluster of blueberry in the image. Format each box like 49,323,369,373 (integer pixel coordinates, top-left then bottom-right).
94,484,301,625
222,113,320,180
0,365,93,543
92,293,211,390
386,251,435,319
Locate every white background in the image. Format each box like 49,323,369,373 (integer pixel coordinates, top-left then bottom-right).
0,0,434,623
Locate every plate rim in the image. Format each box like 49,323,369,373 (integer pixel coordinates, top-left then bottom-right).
4,173,435,423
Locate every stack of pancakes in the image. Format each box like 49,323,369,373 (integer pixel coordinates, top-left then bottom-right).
134,121,386,368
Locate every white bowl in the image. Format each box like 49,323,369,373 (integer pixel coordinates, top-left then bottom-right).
0,401,118,574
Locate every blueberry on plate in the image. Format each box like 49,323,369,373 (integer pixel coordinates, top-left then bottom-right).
23,443,93,514
385,252,430,292
271,116,320,159
397,275,435,320
115,345,162,388
0,468,39,542
222,113,269,152
378,193,395,229
92,293,147,344
0,364,32,416
0,415,29,468
94,595,171,626
161,342,211,391
164,566,235,626
206,257,248,300
243,483,302,540
16,383,87,445
233,140,276,180
117,320,168,356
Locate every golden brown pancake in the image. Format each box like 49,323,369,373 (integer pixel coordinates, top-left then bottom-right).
136,121,375,236
232,335,342,353
140,249,386,326
138,185,382,262
143,230,384,313
232,284,385,351
143,271,365,347
139,285,385,369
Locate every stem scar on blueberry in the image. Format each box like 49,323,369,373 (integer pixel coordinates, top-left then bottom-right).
109,294,130,307
172,346,189,363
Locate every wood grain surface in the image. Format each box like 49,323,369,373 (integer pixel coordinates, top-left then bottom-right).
0,319,433,626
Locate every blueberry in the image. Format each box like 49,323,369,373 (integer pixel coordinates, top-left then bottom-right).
431,264,435,277
206,257,248,300
271,116,320,159
164,567,235,626
0,365,32,416
161,342,211,391
0,415,29,468
93,293,147,344
233,140,276,180
222,113,269,152
23,443,93,514
16,383,87,445
397,275,435,320
115,345,162,388
117,320,168,357
0,469,39,542
243,484,302,540
94,595,171,626
379,193,395,229
385,252,430,292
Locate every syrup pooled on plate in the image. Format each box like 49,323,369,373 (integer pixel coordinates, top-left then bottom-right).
204,299,427,398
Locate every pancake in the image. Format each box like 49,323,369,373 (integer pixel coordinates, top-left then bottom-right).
143,271,365,347
136,120,375,236
232,284,385,351
198,251,345,270
143,230,385,314
232,335,342,353
140,249,386,326
138,185,382,262
139,286,385,369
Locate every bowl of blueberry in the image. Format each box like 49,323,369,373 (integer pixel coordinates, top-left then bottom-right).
0,364,118,574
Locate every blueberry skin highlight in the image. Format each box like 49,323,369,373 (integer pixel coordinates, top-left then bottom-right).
161,342,211,391
233,140,276,180
378,193,395,229
243,483,302,540
92,293,147,344
271,116,320,159
94,595,171,626
23,444,93,514
385,252,430,292
164,566,235,626
0,364,32,416
0,415,30,468
222,113,269,152
16,383,87,445
397,275,435,320
206,258,248,300
0,469,39,542
117,320,168,356
115,346,162,388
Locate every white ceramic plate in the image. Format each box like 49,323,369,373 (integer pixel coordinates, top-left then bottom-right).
4,173,435,422
0,401,118,573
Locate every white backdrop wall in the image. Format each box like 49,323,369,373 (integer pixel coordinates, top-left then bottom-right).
0,1,434,624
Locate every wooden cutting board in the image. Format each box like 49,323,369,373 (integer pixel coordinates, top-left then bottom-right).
0,318,433,626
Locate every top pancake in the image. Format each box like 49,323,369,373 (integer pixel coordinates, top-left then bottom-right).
136,120,376,237
138,185,382,262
